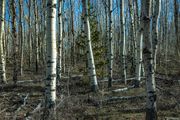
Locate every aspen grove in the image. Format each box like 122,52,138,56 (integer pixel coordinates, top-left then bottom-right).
0,0,179,119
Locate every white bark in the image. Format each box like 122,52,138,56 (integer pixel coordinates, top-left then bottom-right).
108,0,113,88
0,0,7,84
57,0,63,82
82,0,98,92
45,0,57,110
152,0,161,71
112,85,135,93
135,26,143,87
134,0,143,87
120,0,127,84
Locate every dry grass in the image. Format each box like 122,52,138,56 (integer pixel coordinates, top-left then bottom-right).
0,65,179,120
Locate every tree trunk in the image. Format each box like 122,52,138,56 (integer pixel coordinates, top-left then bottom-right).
135,28,143,87
44,0,57,119
57,0,63,82
70,0,75,66
82,0,98,92
134,0,144,87
27,0,32,69
0,0,7,84
128,0,136,75
120,0,127,84
152,0,160,71
19,0,23,76
42,0,47,68
108,0,113,88
33,0,39,72
174,0,180,58
11,0,18,84
142,0,157,119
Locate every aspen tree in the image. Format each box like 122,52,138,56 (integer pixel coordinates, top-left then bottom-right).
164,0,168,72
42,0,47,67
152,0,160,71
128,0,137,75
62,15,66,74
27,0,32,68
82,0,98,92
57,0,63,82
102,0,108,75
38,0,44,67
5,17,10,59
0,0,7,84
142,0,157,119
19,0,23,75
134,0,139,34
11,0,18,84
120,0,127,84
33,0,39,72
108,0,113,88
135,28,143,87
174,0,180,58
70,0,75,66
135,0,144,87
44,0,57,118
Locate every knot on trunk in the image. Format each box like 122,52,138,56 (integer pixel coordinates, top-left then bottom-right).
143,16,150,21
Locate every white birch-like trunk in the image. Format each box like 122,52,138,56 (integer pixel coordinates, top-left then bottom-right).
108,0,113,88
120,0,127,84
44,0,57,118
57,0,63,82
134,0,143,87
0,0,7,84
135,30,143,87
82,0,98,92
142,0,157,119
134,0,145,87
152,0,160,71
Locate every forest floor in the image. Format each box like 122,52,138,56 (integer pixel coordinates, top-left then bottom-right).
0,67,179,120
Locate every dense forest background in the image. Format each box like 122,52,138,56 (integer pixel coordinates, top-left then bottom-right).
0,0,179,119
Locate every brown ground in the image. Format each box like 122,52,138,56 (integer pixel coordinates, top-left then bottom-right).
0,67,179,120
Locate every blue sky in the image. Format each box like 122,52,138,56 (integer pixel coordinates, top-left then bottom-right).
3,0,180,32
